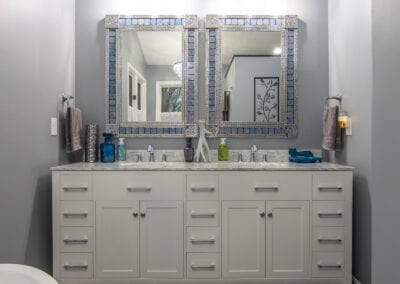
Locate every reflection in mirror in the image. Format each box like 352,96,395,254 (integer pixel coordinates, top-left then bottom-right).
121,30,183,123
221,31,281,122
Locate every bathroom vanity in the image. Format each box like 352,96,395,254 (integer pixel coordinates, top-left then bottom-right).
52,162,353,284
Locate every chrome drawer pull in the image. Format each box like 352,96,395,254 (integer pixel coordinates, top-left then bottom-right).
317,262,342,269
127,186,151,192
318,186,343,192
63,238,89,244
63,186,88,192
254,186,279,192
191,264,215,270
191,211,215,218
191,186,215,192
63,264,89,270
63,212,88,218
317,237,342,243
317,212,342,218
191,237,215,244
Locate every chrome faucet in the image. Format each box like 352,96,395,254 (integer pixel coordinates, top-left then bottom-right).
250,144,258,162
147,144,155,162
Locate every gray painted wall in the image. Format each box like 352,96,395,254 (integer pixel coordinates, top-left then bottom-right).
75,0,329,150
371,0,400,282
0,0,75,273
330,0,400,282
328,0,373,283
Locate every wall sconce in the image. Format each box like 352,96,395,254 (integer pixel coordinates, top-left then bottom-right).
338,111,349,129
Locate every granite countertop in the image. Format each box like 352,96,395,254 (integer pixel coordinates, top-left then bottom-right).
51,162,353,171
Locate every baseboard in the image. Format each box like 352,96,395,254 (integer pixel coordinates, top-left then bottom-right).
353,276,362,284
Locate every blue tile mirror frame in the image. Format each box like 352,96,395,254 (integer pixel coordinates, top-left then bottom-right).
205,15,299,138
104,15,298,138
105,15,199,138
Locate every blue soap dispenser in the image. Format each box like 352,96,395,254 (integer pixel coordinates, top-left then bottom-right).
117,138,126,161
100,133,115,163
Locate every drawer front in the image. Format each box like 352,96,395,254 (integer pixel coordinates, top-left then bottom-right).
186,227,219,252
313,174,349,200
186,201,219,227
312,227,344,251
220,172,311,200
187,253,220,279
313,201,345,227
60,201,93,227
312,252,344,278
187,174,219,201
61,253,93,278
61,227,93,253
94,172,184,200
59,174,92,201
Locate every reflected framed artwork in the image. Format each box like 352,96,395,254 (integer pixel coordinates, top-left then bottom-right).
254,77,279,122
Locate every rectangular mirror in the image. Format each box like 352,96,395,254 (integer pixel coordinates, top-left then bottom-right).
105,15,198,137
205,15,299,137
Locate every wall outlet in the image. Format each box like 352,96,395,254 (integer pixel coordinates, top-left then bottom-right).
51,117,58,136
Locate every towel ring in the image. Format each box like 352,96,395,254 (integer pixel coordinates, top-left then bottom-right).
62,95,74,107
325,95,342,107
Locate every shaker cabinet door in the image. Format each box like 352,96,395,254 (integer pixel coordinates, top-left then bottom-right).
222,201,266,278
95,201,140,278
266,201,310,278
140,201,184,278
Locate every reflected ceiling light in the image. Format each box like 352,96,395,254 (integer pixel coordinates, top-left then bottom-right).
273,47,282,55
173,61,182,79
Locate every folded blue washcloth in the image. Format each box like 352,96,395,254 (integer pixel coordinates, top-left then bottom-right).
289,148,322,163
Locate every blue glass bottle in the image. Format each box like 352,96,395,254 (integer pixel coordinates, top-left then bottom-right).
100,133,115,162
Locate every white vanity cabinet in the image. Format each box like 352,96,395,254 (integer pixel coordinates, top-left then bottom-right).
52,163,352,284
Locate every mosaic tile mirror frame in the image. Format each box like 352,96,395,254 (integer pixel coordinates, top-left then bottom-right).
105,15,199,137
205,15,299,138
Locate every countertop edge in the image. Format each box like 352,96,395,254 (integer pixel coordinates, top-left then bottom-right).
51,162,354,172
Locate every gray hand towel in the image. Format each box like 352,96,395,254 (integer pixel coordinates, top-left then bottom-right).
322,105,339,151
66,106,83,152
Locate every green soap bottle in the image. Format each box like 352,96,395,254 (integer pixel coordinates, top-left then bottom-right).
218,138,229,161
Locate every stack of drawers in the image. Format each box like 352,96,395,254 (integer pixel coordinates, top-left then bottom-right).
185,174,220,279
311,174,347,278
58,174,94,279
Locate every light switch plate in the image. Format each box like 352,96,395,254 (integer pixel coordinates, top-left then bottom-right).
51,117,58,136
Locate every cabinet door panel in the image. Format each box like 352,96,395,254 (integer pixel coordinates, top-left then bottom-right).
222,201,265,278
95,201,139,278
140,201,184,278
266,201,310,278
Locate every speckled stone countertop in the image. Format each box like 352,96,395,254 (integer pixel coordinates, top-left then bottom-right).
51,162,353,172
